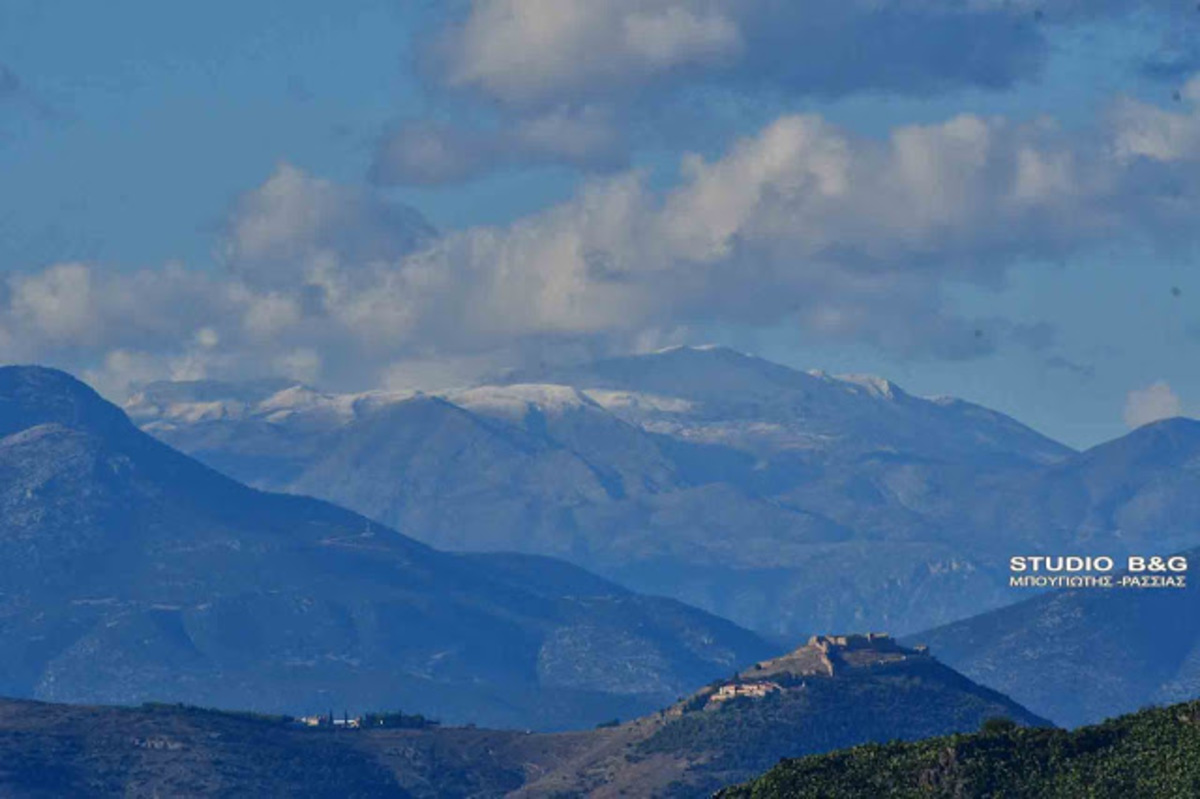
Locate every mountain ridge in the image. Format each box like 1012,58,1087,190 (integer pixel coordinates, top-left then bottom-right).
0,364,773,731
911,540,1200,728
124,347,1090,637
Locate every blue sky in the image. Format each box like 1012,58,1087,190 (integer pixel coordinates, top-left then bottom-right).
1,0,1198,448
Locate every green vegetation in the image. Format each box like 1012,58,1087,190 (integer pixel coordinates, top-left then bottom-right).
721,701,1200,798
360,710,440,729
0,700,405,797
139,701,294,725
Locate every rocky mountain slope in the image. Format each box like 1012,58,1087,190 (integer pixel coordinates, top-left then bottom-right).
721,700,1200,798
128,346,1088,637
914,536,1200,728
0,365,773,731
0,634,1046,798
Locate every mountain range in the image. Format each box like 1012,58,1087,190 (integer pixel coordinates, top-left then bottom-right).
12,355,1200,736
0,365,772,731
916,526,1200,728
127,347,1200,641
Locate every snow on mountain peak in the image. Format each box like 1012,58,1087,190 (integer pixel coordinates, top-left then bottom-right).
258,385,325,412
646,343,747,358
126,381,418,430
446,383,596,420
582,389,695,415
834,374,905,401
121,349,1071,468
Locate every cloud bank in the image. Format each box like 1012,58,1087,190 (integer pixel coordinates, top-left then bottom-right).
3,77,1200,397
370,0,1196,186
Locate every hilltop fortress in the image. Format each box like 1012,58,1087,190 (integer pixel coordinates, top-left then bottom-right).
690,633,933,710
805,633,927,674
750,632,924,679
720,633,926,686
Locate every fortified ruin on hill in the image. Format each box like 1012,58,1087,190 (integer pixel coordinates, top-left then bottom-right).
696,633,932,710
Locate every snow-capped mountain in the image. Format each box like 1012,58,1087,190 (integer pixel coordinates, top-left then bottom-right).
504,345,1069,464
126,347,1094,637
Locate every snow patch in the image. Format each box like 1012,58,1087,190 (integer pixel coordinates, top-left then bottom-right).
447,384,594,419
583,389,695,415
835,374,903,400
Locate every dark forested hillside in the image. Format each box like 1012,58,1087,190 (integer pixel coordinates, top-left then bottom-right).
721,700,1200,799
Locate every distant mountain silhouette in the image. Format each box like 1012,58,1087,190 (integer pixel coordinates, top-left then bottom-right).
130,347,1082,637
915,536,1200,728
0,365,772,731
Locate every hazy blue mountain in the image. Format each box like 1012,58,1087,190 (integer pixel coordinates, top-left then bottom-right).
913,542,1200,727
128,348,1090,639
123,347,1100,639
957,417,1200,556
0,365,774,731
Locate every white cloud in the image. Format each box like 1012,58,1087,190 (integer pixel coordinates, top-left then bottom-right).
4,82,1200,397
1124,381,1186,428
433,1,742,108
621,5,742,68
82,350,162,400
274,348,323,385
1112,77,1200,163
387,0,1197,187
428,0,1184,109
371,105,626,186
9,263,96,342
223,163,435,284
194,327,220,349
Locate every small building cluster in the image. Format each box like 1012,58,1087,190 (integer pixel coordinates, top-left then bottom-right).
295,710,439,730
711,681,783,702
131,736,185,750
297,714,361,729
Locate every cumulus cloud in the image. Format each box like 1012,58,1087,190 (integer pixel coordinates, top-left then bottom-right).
1112,76,1200,162
376,0,1197,186
8,263,97,342
426,0,1199,109
5,81,1200,396
431,1,742,108
370,106,627,186
1124,381,1186,428
222,163,435,283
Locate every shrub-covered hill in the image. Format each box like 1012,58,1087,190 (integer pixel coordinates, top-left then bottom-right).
0,635,1048,798
508,634,1049,797
720,700,1200,799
